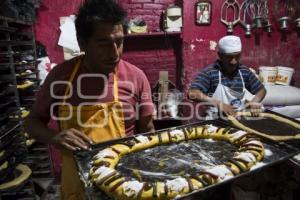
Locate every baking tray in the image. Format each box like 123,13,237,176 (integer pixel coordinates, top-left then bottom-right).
224,109,300,147
0,121,21,136
0,85,15,98
74,120,299,200
0,98,17,110
0,124,22,151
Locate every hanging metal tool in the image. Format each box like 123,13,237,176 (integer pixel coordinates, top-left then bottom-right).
240,0,254,36
221,0,241,34
248,0,269,28
273,0,300,31
239,0,271,35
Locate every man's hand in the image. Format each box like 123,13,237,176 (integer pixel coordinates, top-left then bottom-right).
245,101,263,116
212,99,236,116
220,102,237,116
50,128,93,151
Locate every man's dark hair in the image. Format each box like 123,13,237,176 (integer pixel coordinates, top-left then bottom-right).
75,0,127,41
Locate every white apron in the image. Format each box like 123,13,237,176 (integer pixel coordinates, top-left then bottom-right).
206,70,254,119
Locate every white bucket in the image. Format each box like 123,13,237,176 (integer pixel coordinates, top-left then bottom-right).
276,66,295,85
259,66,277,85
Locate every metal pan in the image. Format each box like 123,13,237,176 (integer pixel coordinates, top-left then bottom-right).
0,123,22,151
224,109,300,148
73,120,299,200
0,85,15,98
265,110,300,150
0,121,21,136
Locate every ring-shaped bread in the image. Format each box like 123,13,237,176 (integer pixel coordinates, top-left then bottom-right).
89,124,265,200
228,112,300,141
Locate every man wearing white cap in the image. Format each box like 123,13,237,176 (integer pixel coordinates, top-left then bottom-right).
188,35,266,118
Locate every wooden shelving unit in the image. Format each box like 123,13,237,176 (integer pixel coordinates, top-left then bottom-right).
0,15,54,200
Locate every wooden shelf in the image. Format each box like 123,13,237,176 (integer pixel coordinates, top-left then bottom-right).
0,15,50,200
0,98,17,109
0,64,11,72
16,70,39,79
125,31,181,38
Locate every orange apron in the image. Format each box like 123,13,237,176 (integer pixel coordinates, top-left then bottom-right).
58,59,126,200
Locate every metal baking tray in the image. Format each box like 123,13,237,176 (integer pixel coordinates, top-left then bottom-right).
74,120,299,200
264,110,300,149
0,123,22,148
224,109,300,148
0,26,17,32
0,121,21,136
0,99,17,110
0,85,15,98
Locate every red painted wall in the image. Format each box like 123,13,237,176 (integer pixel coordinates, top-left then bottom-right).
34,0,84,63
182,0,300,90
34,0,300,180
35,0,300,89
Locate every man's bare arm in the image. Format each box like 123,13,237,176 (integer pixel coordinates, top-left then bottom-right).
188,88,236,116
136,115,155,134
250,87,267,103
25,112,92,151
245,87,267,115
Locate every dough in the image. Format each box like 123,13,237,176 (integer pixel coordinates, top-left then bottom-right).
228,112,300,141
89,124,265,200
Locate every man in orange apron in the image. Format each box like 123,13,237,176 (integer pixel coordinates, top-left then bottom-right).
25,0,155,199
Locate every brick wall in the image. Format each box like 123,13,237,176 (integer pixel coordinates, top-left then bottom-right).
123,49,177,85
120,0,180,86
119,0,180,86
120,0,174,33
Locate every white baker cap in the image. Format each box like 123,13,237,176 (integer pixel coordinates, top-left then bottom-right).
218,35,242,54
